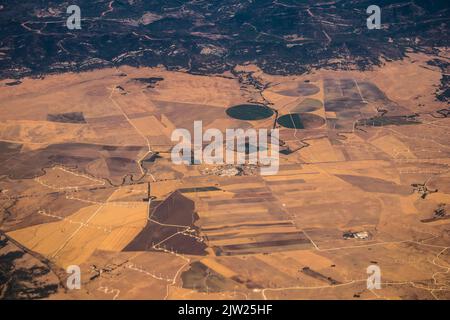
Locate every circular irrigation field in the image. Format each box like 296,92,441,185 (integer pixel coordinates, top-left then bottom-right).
297,83,320,96
292,98,323,113
277,113,325,129
278,83,320,97
226,104,274,121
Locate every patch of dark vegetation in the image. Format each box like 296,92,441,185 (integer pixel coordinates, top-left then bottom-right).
124,191,207,255
435,108,450,118
357,114,421,127
142,152,161,163
226,104,274,121
301,267,341,285
279,148,294,155
181,261,235,292
47,112,86,124
427,59,450,102
115,85,127,95
5,80,21,86
427,106,450,119
421,204,448,223
178,186,221,193
434,203,447,217
231,70,268,93
131,77,164,88
0,233,60,299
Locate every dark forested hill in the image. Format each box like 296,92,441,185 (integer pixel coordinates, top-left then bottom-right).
0,0,448,78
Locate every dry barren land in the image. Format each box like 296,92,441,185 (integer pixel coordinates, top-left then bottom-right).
1,51,449,300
